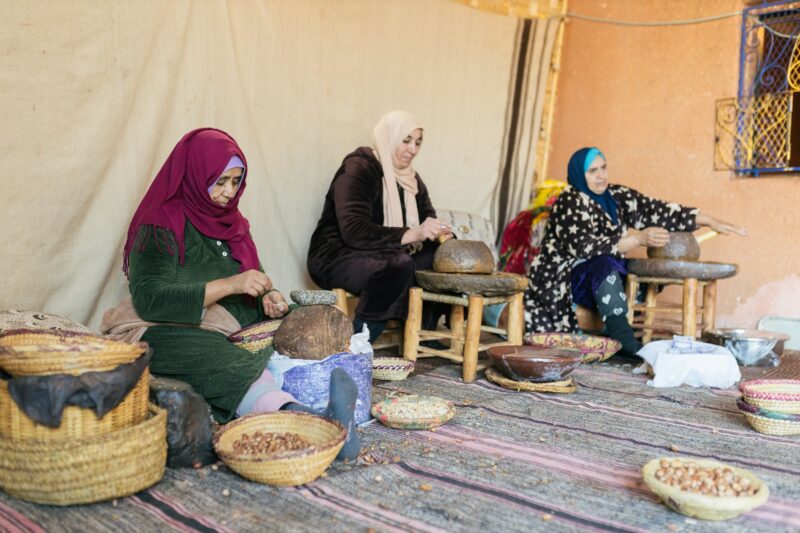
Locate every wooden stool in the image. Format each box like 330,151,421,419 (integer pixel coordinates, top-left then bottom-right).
402,288,525,383
624,259,737,343
331,288,403,351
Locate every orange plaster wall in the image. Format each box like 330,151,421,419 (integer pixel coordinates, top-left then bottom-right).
546,0,800,328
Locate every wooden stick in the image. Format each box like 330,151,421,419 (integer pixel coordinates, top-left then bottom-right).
506,292,524,345
403,287,423,362
702,280,717,333
695,230,720,244
625,274,639,326
450,304,465,358
463,294,484,383
332,288,349,315
682,278,699,338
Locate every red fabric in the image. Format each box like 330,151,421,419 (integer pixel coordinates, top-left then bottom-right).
499,210,534,274
123,128,258,276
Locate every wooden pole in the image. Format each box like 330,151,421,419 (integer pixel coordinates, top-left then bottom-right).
462,294,484,383
333,288,349,316
702,280,717,334
449,304,465,359
625,274,639,326
403,288,423,362
507,292,524,345
682,278,699,338
643,284,658,344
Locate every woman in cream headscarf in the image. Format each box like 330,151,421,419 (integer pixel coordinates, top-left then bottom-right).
307,110,452,342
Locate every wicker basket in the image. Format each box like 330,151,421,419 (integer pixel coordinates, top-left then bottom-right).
737,399,800,435
228,319,282,353
0,368,150,440
525,332,620,363
372,357,414,381
371,395,455,430
0,329,146,376
0,404,167,506
739,379,800,414
213,412,345,486
642,457,769,520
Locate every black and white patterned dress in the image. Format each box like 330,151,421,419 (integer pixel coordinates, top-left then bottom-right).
523,184,698,334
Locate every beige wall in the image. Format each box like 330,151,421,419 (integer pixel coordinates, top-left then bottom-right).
0,0,516,328
547,0,800,327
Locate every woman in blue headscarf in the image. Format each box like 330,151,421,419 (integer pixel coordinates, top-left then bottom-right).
524,147,746,357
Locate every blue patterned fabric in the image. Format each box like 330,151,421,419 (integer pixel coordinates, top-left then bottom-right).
570,255,627,309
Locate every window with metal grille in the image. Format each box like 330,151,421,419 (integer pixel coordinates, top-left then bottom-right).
715,0,800,175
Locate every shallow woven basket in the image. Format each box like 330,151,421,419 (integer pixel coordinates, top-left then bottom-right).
0,329,146,376
739,379,800,414
213,412,345,486
737,399,800,435
485,367,577,393
642,457,769,520
0,368,150,440
228,319,282,353
372,357,414,381
371,395,455,430
525,332,620,363
0,404,167,506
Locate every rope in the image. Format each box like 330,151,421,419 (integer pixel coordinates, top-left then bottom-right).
563,10,742,27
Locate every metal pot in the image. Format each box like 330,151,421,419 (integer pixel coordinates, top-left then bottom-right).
703,328,790,367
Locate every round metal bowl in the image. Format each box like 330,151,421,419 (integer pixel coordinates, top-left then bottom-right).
703,329,790,367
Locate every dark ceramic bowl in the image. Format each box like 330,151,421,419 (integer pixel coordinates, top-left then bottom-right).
486,345,583,383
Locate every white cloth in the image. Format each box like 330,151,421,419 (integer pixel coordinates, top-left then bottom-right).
636,336,741,389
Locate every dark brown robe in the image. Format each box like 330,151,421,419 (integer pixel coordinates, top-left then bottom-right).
307,147,438,321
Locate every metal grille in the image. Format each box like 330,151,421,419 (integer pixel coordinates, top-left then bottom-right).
724,1,800,174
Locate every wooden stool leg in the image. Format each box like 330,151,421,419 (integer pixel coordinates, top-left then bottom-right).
682,278,699,338
449,304,465,358
642,284,658,344
702,280,717,334
462,294,484,383
625,274,639,326
404,288,423,362
506,292,524,345
333,288,349,315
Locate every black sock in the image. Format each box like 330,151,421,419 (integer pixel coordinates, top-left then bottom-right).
324,368,361,460
604,315,643,357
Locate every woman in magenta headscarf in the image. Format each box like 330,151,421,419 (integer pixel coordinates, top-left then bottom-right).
105,129,359,448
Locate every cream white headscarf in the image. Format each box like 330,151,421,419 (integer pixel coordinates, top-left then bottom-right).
371,110,423,228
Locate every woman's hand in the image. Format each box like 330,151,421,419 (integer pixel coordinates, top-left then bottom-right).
228,269,273,298
638,227,671,248
696,212,748,237
401,217,453,245
262,290,289,318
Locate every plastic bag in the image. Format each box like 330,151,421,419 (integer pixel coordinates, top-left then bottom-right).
637,336,741,388
348,324,374,356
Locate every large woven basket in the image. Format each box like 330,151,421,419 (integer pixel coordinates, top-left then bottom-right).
641,457,769,520
0,404,167,506
228,319,282,353
213,412,345,486
739,379,800,413
0,329,146,376
0,368,150,440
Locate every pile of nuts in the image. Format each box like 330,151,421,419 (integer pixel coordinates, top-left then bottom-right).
232,431,312,455
653,459,758,497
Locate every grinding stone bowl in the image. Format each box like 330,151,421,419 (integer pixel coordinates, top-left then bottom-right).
647,231,701,261
703,329,790,367
433,239,495,274
486,345,583,382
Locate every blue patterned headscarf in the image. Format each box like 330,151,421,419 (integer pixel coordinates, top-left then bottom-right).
567,147,618,225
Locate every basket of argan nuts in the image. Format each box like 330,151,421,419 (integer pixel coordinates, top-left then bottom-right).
213,412,345,486
641,457,769,520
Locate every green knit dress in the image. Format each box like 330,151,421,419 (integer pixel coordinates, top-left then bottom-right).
128,221,272,423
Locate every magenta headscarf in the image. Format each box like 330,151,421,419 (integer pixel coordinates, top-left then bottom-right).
123,128,260,276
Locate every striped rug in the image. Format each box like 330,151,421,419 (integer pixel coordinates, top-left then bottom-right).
1,358,798,532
